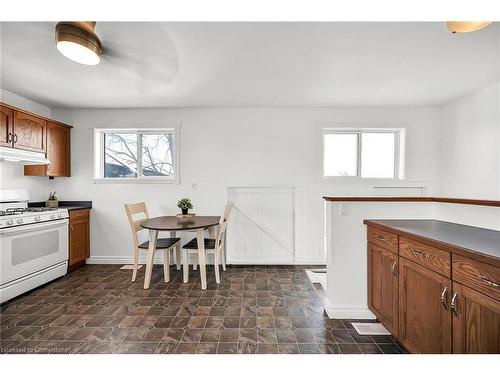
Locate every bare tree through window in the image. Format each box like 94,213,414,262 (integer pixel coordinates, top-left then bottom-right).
103,132,174,178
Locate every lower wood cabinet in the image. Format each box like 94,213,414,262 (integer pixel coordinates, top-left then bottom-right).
368,243,398,336
68,209,90,271
398,257,452,353
366,224,500,354
452,282,500,354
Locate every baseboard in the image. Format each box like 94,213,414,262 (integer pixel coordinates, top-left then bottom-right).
227,258,327,265
87,254,327,266
86,255,209,265
323,303,377,320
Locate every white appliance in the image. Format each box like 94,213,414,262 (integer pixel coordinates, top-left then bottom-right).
0,189,69,303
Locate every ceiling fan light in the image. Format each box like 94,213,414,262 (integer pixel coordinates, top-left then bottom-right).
56,40,100,65
55,22,102,65
447,21,493,33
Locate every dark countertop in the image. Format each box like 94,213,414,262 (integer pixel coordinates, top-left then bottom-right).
29,201,92,211
364,219,500,265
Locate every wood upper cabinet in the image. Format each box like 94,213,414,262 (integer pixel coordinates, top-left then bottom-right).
69,209,90,269
25,121,71,177
452,282,500,354
368,243,399,336
0,105,14,147
13,110,46,153
46,122,70,176
398,257,452,353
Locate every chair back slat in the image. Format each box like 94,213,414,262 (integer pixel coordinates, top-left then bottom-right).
125,202,148,216
217,202,233,249
124,202,149,248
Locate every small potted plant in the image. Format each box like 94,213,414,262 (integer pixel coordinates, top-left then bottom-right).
47,191,58,208
177,198,193,215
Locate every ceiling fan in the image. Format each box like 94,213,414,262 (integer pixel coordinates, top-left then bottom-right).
55,21,102,65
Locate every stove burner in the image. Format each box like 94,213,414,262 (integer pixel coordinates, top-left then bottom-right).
26,207,57,213
0,208,23,217
0,207,57,216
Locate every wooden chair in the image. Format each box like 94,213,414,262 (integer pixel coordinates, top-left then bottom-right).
182,202,232,284
124,202,180,283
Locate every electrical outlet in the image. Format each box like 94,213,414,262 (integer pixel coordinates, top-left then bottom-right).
192,183,198,190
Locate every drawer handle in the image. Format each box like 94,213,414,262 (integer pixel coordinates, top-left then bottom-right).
13,134,18,144
478,275,500,288
451,292,458,316
391,261,398,276
375,235,387,242
440,287,448,310
412,249,432,259
7,132,12,143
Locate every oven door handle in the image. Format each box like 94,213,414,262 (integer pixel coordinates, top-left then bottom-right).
0,219,69,235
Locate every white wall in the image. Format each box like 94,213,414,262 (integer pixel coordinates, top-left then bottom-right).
0,89,56,201
46,107,440,264
439,82,500,199
0,88,52,117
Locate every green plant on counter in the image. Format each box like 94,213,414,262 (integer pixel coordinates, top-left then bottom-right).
48,191,58,201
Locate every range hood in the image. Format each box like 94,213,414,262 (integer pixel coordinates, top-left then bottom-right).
0,146,50,165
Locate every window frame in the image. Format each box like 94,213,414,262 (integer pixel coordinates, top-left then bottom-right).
322,127,406,180
93,127,180,184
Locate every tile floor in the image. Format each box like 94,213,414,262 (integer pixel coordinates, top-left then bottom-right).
0,264,406,354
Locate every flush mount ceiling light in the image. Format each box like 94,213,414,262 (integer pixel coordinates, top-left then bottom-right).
447,21,493,33
55,22,102,65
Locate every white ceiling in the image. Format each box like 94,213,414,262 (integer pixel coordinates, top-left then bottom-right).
1,22,499,108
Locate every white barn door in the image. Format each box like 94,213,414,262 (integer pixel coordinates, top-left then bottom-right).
226,187,295,264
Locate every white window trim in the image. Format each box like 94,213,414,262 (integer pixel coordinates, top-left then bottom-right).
92,127,181,184
322,126,406,180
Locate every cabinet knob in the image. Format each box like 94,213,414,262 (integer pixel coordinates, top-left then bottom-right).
391,261,398,276
451,292,458,316
440,287,448,310
478,275,500,288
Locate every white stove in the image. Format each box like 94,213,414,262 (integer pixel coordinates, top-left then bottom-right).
0,207,69,228
0,189,69,303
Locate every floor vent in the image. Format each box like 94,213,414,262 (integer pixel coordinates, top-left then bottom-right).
351,322,391,335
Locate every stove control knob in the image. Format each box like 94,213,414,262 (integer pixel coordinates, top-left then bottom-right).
35,216,41,222
50,214,56,219
58,213,63,218
17,218,24,224
7,219,14,225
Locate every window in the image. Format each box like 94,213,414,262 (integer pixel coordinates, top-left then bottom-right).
323,128,405,179
94,128,179,183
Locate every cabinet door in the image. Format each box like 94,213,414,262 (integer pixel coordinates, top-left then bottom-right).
69,211,90,266
0,105,14,147
368,243,399,336
46,122,70,176
24,122,71,177
13,111,46,153
399,257,452,353
452,282,500,353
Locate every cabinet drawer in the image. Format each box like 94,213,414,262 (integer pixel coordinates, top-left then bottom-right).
367,227,398,253
69,209,90,220
399,237,451,277
453,255,500,301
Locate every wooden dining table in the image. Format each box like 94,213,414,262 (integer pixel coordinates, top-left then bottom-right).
140,215,221,290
